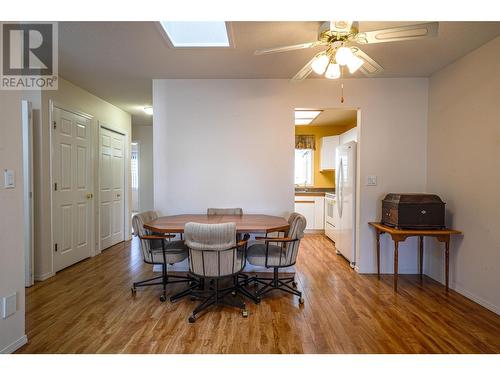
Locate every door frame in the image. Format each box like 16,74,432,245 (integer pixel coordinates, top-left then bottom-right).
49,100,95,273
22,100,34,287
97,122,129,253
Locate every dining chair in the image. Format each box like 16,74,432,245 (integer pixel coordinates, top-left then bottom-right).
207,207,245,242
182,221,253,322
131,211,194,302
245,212,307,304
207,207,243,215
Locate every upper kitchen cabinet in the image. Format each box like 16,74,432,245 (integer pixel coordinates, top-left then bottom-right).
320,135,340,171
339,127,358,145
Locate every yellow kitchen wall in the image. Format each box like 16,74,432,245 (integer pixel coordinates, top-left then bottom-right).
295,124,354,188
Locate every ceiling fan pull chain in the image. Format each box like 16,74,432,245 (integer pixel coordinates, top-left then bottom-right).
341,83,345,104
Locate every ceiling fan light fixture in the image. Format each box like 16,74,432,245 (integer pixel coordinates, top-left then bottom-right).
335,46,353,66
324,63,341,79
311,54,330,75
347,54,364,74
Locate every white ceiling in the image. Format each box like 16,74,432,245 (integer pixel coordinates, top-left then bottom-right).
58,21,500,125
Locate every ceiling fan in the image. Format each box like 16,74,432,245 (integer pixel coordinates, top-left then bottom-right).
255,21,439,81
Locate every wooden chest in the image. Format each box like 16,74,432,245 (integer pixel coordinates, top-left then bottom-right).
382,193,445,229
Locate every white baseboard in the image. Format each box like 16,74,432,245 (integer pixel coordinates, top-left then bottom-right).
425,274,500,316
453,285,500,315
0,335,27,354
34,271,55,281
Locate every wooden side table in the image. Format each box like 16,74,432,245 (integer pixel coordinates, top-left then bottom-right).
369,222,462,292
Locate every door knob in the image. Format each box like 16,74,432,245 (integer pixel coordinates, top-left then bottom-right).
117,193,121,198
86,193,93,199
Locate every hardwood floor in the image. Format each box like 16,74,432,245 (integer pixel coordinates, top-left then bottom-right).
17,235,500,353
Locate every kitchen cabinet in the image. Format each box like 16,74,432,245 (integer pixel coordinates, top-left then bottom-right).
294,195,325,230
339,127,357,145
319,135,340,171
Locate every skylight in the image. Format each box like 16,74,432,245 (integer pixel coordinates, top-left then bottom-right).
294,110,322,125
160,22,231,47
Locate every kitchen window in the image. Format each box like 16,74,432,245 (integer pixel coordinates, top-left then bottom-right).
294,149,314,186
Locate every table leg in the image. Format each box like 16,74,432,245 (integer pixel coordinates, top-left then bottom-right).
419,236,424,278
394,240,399,292
376,230,381,279
445,237,450,292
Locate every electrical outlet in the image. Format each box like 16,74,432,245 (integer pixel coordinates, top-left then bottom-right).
367,175,377,186
2,293,17,319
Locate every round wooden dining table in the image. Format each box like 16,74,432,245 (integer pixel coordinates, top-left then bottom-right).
144,214,290,234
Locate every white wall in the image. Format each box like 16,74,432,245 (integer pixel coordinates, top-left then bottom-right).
31,77,132,280
153,78,429,274
0,91,26,353
132,124,154,211
426,36,500,314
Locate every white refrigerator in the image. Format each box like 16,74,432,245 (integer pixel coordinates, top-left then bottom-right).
335,141,357,267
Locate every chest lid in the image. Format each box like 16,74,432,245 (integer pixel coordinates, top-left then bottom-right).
383,193,445,205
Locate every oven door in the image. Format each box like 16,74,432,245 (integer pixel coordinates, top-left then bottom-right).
325,197,335,226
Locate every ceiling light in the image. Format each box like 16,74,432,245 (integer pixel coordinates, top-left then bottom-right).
347,54,364,74
335,46,353,66
143,106,153,115
325,63,341,79
311,54,330,75
295,110,322,119
160,22,230,47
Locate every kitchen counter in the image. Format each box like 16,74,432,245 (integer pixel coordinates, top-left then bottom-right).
295,187,335,197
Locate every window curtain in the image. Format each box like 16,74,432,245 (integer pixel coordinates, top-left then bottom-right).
295,135,316,150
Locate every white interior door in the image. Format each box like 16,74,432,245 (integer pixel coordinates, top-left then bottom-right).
100,127,125,250
52,107,93,272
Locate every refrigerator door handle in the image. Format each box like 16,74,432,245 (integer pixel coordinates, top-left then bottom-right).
337,157,343,218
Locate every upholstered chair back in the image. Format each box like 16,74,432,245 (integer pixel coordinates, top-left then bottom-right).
184,222,245,277
132,211,160,263
207,208,243,216
283,212,307,266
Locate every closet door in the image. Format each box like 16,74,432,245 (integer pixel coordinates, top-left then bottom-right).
52,107,92,271
100,127,125,250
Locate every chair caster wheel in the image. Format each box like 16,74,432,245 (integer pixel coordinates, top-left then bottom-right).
131,287,136,296
254,283,258,288
242,310,249,318
292,281,298,288
160,294,167,302
299,297,305,305
188,315,196,323
190,296,196,301
231,291,236,296
255,297,261,304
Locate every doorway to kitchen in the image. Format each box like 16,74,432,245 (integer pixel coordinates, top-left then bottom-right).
293,107,358,266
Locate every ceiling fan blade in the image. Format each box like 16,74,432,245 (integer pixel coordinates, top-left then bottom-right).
356,22,439,44
254,41,320,56
291,53,321,82
350,47,384,76
329,20,353,34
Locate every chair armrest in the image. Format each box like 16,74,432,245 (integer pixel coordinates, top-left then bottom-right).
140,234,175,240
255,237,294,242
237,239,249,247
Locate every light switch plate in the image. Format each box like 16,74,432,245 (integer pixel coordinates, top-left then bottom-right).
4,169,15,189
367,175,377,186
2,293,17,319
